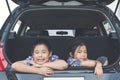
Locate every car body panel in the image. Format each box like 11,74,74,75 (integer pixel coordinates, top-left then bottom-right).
0,72,8,80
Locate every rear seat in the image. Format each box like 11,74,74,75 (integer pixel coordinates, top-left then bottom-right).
6,36,74,62
6,36,118,65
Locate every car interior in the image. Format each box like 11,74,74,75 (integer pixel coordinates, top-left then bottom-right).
5,9,120,69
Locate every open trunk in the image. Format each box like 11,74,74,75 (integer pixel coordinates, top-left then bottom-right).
0,0,119,80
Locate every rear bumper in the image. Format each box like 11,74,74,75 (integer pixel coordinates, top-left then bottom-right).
15,72,120,80
0,72,8,80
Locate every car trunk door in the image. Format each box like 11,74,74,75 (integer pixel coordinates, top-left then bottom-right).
114,0,120,20
11,0,115,5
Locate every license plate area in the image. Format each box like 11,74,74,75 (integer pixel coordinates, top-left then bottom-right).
44,77,85,80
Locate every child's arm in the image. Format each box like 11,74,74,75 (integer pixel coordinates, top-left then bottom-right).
12,60,54,76
81,60,103,78
80,60,98,67
94,61,103,78
41,59,68,70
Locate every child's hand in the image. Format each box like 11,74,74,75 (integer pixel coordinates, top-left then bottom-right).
94,62,103,78
37,67,54,76
29,60,42,68
33,64,42,68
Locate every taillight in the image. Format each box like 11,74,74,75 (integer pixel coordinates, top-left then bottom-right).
0,42,4,47
0,42,8,71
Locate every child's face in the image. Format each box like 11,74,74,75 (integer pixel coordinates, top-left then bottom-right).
73,45,87,61
32,44,52,65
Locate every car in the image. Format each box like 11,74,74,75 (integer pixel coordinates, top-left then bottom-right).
0,0,120,80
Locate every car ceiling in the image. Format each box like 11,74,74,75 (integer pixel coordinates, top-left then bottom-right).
19,9,106,29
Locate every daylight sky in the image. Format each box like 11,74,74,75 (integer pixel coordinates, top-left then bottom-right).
0,0,118,29
0,0,17,29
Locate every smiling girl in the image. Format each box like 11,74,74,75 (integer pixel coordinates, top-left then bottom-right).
67,41,108,78
12,40,68,76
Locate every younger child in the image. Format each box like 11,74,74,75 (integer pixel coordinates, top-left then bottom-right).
12,40,68,76
67,41,108,78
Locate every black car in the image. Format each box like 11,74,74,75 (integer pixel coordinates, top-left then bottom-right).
0,0,120,80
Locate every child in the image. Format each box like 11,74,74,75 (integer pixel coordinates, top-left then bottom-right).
67,41,108,78
12,40,68,76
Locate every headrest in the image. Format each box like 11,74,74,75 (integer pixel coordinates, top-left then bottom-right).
25,30,48,37
76,29,99,37
83,29,99,36
25,30,41,37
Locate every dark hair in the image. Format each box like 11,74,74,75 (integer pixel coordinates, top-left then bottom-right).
31,39,52,54
69,40,86,53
